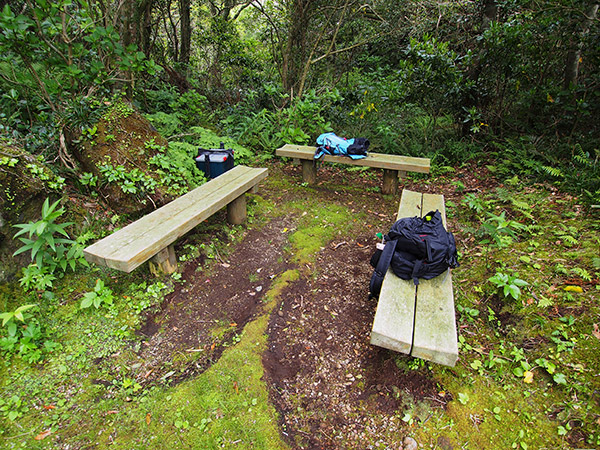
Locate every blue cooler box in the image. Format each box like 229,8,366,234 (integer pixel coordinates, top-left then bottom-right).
194,144,234,179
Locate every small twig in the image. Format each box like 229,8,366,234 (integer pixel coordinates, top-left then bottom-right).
334,241,347,249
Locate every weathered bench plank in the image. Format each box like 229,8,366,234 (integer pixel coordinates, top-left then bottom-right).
275,144,429,194
411,193,458,367
84,165,268,273
370,189,458,367
369,190,421,354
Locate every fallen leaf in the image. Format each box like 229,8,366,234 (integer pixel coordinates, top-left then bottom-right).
34,430,52,440
146,413,151,425
563,285,583,293
523,370,534,384
593,323,600,340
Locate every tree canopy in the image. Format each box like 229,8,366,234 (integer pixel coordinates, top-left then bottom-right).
0,0,598,202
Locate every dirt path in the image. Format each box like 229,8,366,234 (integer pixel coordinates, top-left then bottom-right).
136,162,458,448
137,214,296,385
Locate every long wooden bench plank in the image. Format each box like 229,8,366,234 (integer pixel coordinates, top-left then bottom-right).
411,193,458,367
370,189,458,367
370,189,422,354
276,144,430,173
84,165,268,272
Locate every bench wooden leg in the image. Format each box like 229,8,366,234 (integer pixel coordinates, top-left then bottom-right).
382,169,399,195
149,245,177,275
301,159,317,184
227,195,246,224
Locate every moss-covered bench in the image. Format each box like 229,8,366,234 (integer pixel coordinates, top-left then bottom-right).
370,189,458,366
275,144,430,194
84,165,268,274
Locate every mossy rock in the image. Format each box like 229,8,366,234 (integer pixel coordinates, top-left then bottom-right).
71,102,173,217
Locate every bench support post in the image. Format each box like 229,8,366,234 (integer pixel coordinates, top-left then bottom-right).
149,244,177,275
227,195,247,224
382,169,399,195
301,159,317,185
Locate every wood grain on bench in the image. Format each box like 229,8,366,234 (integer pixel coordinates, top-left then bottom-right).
84,165,268,273
370,189,458,367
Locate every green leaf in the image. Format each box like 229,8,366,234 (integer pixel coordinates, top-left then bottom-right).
80,292,96,309
507,285,521,300
7,322,17,337
0,312,13,326
553,373,567,385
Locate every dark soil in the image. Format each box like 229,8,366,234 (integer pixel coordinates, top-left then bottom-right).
136,160,494,449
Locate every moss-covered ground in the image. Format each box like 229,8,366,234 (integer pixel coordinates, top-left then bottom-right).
0,161,599,449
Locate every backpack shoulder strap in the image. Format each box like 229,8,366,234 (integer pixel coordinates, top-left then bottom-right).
369,239,398,298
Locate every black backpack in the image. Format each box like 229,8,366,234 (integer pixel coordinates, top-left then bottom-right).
369,210,459,298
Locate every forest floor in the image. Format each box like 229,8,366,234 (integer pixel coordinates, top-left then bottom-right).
1,159,599,450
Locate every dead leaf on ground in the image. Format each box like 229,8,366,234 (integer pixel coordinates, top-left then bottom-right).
34,429,52,440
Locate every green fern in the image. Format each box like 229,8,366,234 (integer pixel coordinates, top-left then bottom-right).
571,267,592,282
542,166,564,178
538,295,554,308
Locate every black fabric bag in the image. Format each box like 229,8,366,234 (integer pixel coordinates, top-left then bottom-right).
346,137,370,157
369,210,459,298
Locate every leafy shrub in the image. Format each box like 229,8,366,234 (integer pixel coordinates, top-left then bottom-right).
150,141,207,194
145,112,183,138
80,279,114,309
489,272,529,301
170,90,211,127
12,199,88,291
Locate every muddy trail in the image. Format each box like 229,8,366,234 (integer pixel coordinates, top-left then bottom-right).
134,162,479,449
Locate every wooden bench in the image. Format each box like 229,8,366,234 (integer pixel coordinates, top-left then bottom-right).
370,189,458,367
84,165,268,274
275,144,430,194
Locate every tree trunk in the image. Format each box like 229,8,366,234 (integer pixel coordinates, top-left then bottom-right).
482,0,497,31
179,0,191,65
282,0,314,97
460,0,497,135
564,3,599,88
119,0,155,53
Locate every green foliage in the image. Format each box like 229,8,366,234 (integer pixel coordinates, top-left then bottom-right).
170,90,211,127
0,304,37,338
0,303,55,363
478,211,527,248
489,272,529,301
12,199,88,281
0,2,159,159
149,141,207,194
80,279,114,309
99,163,158,195
145,112,183,137
221,89,338,153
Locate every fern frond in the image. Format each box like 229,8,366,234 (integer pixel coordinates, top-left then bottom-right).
542,165,564,178
571,267,592,282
